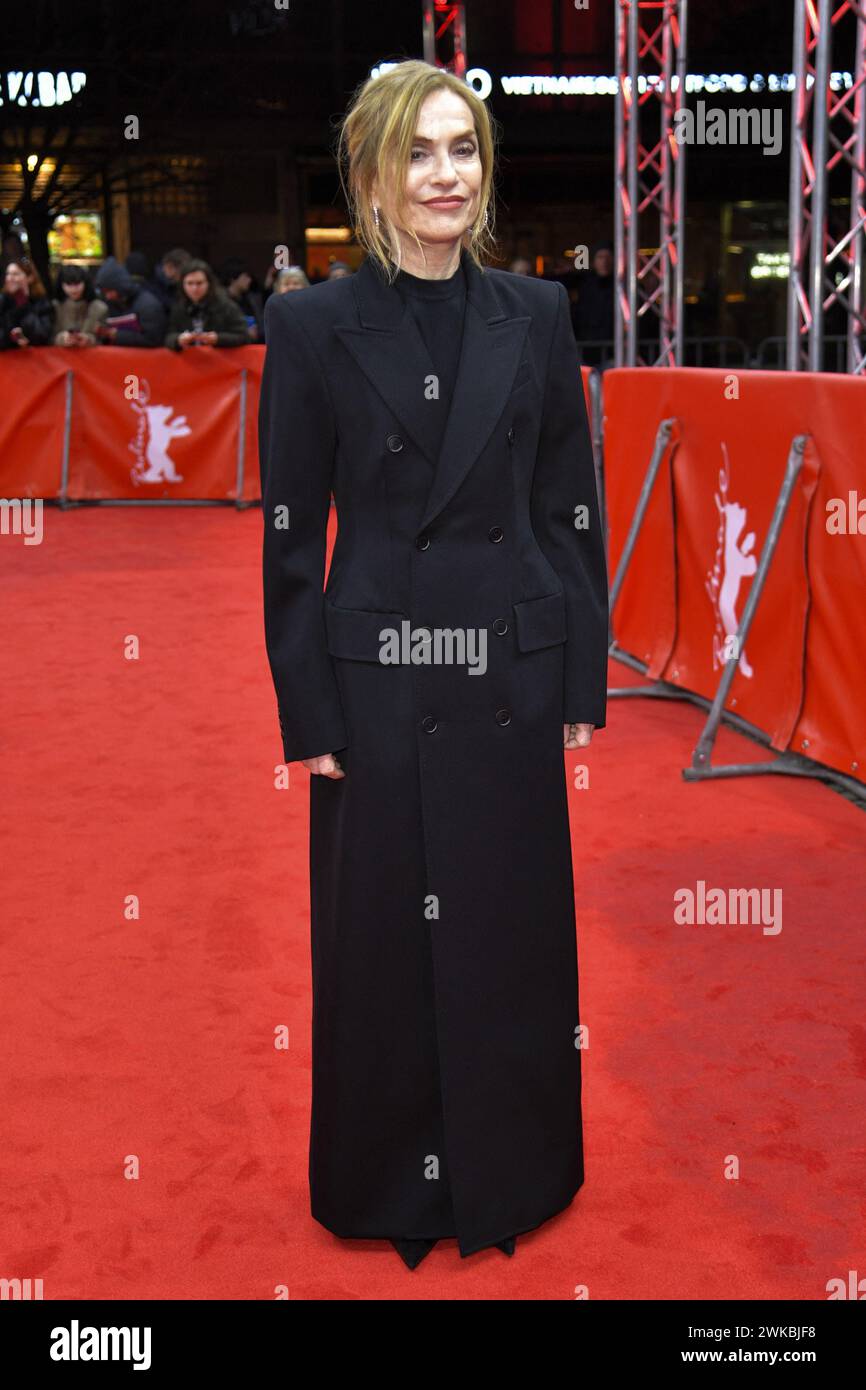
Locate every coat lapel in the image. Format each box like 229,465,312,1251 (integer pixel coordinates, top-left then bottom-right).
335,247,531,532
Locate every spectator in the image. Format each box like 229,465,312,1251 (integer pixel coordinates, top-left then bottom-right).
508,257,532,276
261,258,282,303
0,231,27,277
23,260,51,300
92,257,167,346
216,257,263,340
148,248,192,310
0,259,53,348
52,265,108,346
125,250,153,291
165,258,251,350
273,266,310,293
327,260,352,280
574,242,614,345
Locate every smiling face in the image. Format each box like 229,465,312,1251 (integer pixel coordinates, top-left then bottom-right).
376,87,483,255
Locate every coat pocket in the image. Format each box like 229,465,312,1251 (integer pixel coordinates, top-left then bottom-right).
512,590,567,652
323,601,409,662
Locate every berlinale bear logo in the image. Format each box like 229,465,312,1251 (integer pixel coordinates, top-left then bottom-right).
706,444,758,676
128,379,191,485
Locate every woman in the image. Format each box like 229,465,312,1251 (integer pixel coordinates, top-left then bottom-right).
258,59,608,1270
0,260,54,348
165,259,251,350
52,264,108,346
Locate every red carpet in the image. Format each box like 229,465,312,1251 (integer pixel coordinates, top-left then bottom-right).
1,507,863,1301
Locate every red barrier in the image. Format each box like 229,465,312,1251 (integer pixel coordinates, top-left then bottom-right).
0,347,589,505
604,367,866,784
0,350,593,504
0,346,265,501
0,351,70,499
5,350,858,783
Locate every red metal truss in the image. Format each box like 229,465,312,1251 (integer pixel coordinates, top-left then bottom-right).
788,0,866,373
614,0,688,367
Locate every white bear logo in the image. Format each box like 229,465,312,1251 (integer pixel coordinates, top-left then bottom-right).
129,382,191,485
706,445,758,677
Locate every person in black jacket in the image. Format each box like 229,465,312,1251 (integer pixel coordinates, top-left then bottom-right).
216,257,263,340
149,247,192,311
164,259,251,350
574,242,615,366
0,260,54,348
259,58,608,1272
92,257,167,346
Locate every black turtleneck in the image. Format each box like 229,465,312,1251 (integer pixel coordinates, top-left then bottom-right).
391,257,467,462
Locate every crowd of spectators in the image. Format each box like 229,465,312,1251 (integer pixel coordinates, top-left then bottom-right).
0,244,325,352
0,239,614,355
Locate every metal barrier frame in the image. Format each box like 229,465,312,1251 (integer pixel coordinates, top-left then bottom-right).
55,366,253,510
607,420,866,805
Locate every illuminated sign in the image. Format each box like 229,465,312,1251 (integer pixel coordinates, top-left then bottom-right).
750,252,790,281
371,63,855,99
1,72,86,106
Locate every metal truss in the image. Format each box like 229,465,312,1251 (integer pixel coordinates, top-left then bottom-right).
614,0,688,367
788,0,866,373
422,2,468,76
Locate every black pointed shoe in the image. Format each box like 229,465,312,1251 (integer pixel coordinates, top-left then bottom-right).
496,1236,517,1256
390,1238,437,1270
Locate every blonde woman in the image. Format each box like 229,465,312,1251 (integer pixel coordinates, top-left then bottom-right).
259,59,608,1271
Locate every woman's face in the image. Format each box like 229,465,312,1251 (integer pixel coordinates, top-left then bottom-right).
380,88,483,249
64,278,86,300
183,270,210,303
4,263,28,295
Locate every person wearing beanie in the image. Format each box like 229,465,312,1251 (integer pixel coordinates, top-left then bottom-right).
92,256,167,346
124,250,153,287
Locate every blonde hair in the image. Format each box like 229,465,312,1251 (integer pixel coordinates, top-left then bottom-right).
336,59,498,282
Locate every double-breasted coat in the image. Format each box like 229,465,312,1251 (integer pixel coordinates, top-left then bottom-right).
258,246,609,1257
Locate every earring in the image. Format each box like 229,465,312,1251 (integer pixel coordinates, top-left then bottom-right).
373,205,380,228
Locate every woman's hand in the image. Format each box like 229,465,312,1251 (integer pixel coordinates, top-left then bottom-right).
177,330,195,348
302,753,345,779
563,722,594,749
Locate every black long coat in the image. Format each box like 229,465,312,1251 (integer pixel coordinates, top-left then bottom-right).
258,246,609,1257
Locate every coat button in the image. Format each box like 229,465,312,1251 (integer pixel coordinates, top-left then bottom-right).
415,533,430,550
507,427,515,445
493,618,508,635
488,525,504,543
386,434,404,452
421,714,438,733
495,708,511,726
